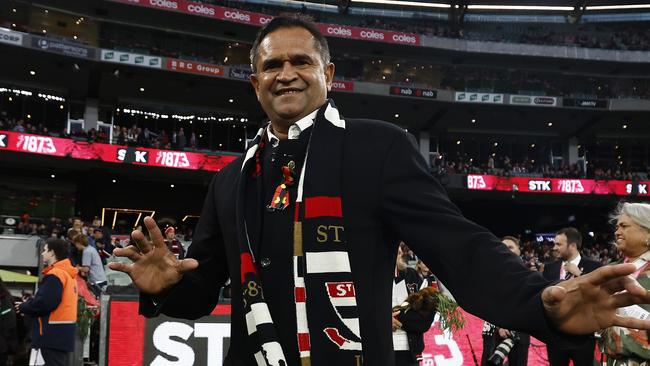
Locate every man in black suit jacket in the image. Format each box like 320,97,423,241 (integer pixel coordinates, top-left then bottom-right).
543,227,602,366
109,14,650,366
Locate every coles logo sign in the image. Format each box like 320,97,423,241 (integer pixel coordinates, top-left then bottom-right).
186,3,215,15
148,0,178,9
223,9,251,23
318,24,419,45
326,26,352,37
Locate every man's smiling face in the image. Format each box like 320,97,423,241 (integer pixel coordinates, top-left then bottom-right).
250,27,334,128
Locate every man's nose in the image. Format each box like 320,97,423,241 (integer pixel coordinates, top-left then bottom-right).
277,61,297,81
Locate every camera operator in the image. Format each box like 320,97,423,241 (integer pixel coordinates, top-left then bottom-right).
481,236,531,366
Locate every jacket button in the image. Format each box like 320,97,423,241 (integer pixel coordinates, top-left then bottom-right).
260,258,271,268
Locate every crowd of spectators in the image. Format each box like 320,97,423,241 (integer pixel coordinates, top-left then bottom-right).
8,214,194,244
113,125,197,151
6,6,650,100
0,111,247,153
432,152,649,181
519,230,620,269
217,0,650,52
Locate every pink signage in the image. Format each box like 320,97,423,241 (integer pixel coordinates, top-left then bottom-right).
0,130,237,172
467,175,649,197
108,0,420,46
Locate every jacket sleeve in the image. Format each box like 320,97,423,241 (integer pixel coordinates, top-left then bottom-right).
397,308,435,334
19,275,63,317
140,173,229,319
380,129,588,348
1,295,18,346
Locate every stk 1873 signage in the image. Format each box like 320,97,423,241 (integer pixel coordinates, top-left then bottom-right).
0,130,237,172
466,174,649,197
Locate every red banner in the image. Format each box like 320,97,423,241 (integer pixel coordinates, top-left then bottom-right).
467,175,650,197
330,80,354,92
167,58,224,77
318,23,420,46
105,297,554,366
107,0,420,46
422,309,550,366
0,130,237,172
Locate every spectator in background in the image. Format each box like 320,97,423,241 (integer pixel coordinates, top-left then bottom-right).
177,127,186,151
16,238,77,366
481,236,531,366
190,132,197,149
164,227,185,260
11,120,25,133
543,228,601,366
72,234,107,298
93,228,113,265
0,276,18,366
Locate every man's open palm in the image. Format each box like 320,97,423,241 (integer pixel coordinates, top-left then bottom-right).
543,263,650,334
108,216,198,295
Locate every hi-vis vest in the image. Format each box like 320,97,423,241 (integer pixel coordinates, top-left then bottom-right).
41,259,78,328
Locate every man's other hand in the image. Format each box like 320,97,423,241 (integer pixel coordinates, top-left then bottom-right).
107,216,198,295
542,263,650,334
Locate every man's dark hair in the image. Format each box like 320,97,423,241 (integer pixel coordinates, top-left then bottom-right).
502,235,520,247
249,14,330,73
46,238,70,261
557,227,582,249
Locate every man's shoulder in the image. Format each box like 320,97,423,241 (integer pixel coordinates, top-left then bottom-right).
345,117,405,136
580,257,602,270
542,260,560,272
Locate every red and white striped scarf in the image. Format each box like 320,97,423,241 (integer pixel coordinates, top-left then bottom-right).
236,100,364,366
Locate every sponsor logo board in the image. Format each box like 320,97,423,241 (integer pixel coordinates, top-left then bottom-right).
455,92,503,104
31,36,94,58
562,98,608,109
330,80,354,92
390,86,437,99
0,27,23,46
228,67,253,80
101,49,162,68
509,95,557,107
167,59,224,77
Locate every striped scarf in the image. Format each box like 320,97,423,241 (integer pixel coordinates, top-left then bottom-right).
236,99,364,366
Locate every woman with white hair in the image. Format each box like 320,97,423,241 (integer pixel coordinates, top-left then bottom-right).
601,202,650,365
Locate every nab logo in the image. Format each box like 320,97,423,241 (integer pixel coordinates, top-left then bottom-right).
528,180,552,191
117,149,148,163
0,134,7,148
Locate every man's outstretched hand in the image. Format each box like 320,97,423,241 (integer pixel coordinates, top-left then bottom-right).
107,216,198,295
542,263,650,334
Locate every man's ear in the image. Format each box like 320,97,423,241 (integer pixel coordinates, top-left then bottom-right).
250,73,261,101
325,63,335,92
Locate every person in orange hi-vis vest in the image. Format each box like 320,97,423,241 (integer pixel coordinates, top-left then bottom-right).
16,238,78,366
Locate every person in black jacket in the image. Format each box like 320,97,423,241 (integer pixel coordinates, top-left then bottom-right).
543,228,602,366
481,236,530,366
0,276,18,366
110,14,650,366
392,243,434,366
